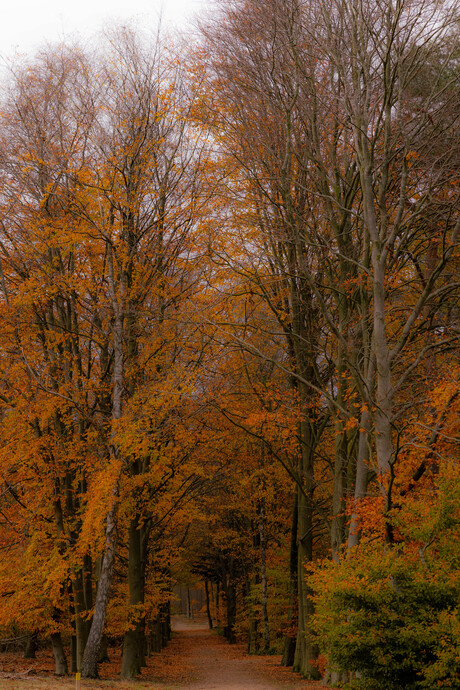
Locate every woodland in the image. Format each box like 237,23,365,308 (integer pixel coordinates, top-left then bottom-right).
0,0,458,688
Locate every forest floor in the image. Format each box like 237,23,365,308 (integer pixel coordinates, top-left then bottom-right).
0,616,329,689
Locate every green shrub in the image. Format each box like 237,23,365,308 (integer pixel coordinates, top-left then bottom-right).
309,546,459,689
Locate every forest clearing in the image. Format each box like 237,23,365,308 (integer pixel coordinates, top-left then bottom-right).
0,0,458,688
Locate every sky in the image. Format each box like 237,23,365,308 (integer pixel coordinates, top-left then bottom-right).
0,0,212,59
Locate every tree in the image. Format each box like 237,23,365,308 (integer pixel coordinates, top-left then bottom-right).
197,0,458,678
0,43,101,675
0,26,211,679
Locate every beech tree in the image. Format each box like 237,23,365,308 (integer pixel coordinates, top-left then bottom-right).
0,27,211,679
77,28,209,679
0,44,101,675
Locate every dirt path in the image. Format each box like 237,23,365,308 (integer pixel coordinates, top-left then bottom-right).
170,616,323,689
0,617,327,689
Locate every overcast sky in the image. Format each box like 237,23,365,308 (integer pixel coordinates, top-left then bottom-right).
0,0,212,59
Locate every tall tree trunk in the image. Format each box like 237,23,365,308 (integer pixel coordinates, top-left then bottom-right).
82,242,124,679
347,407,372,551
72,569,91,670
293,419,320,679
282,491,298,667
259,495,270,653
331,423,348,561
121,516,147,679
81,487,119,678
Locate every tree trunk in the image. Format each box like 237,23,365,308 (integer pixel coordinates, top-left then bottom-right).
248,615,260,654
245,569,260,654
72,570,91,670
282,491,298,667
149,616,163,654
81,487,119,679
70,636,77,673
121,630,141,679
223,561,237,644
24,631,38,659
82,242,123,679
293,419,320,679
187,586,192,619
161,603,171,645
331,352,349,562
216,580,221,628
331,423,348,562
51,632,68,676
225,582,237,644
347,407,372,551
121,516,147,679
259,495,270,653
204,579,213,629
98,635,110,663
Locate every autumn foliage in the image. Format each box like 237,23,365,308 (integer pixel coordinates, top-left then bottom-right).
0,1,458,687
